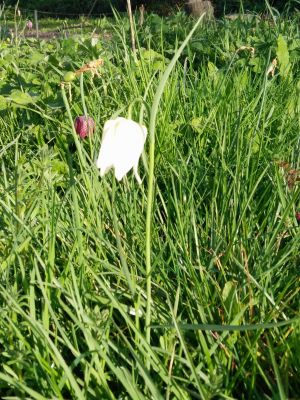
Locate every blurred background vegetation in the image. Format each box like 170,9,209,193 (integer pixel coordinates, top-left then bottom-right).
5,0,299,16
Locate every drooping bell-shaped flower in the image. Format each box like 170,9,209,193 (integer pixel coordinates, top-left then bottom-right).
74,116,95,139
27,20,33,30
96,117,147,184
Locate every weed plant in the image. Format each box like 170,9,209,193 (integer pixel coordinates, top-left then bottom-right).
0,9,299,399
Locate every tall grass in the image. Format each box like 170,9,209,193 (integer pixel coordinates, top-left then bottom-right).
0,9,299,399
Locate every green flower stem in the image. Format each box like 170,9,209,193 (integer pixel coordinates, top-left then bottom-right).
80,73,88,117
79,73,94,159
61,84,86,169
61,84,85,267
145,15,204,365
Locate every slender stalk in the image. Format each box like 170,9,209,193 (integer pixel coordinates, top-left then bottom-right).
145,15,204,366
61,84,84,267
61,84,86,169
80,73,88,117
111,180,135,297
126,0,136,56
79,72,94,159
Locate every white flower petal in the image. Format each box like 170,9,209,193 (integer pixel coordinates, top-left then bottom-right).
96,120,117,176
96,117,147,183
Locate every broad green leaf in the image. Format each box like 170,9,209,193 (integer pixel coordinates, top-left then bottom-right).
44,94,64,109
0,95,8,110
153,60,165,71
9,90,34,105
51,160,68,175
28,51,45,65
140,48,168,64
207,61,218,76
222,281,235,303
249,57,262,73
276,35,290,78
190,117,203,133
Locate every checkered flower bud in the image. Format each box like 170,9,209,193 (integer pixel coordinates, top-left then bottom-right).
74,116,95,139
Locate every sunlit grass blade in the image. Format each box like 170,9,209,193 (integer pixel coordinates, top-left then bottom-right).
145,12,205,358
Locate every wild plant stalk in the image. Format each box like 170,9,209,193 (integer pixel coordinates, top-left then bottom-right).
61,84,85,267
126,0,136,55
145,14,205,365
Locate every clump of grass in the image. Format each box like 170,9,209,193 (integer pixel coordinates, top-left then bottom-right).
0,8,299,399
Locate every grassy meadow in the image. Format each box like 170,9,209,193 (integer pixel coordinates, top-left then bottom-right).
0,7,300,399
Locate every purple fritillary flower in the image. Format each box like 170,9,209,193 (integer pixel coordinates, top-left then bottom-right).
74,116,95,139
27,20,33,30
